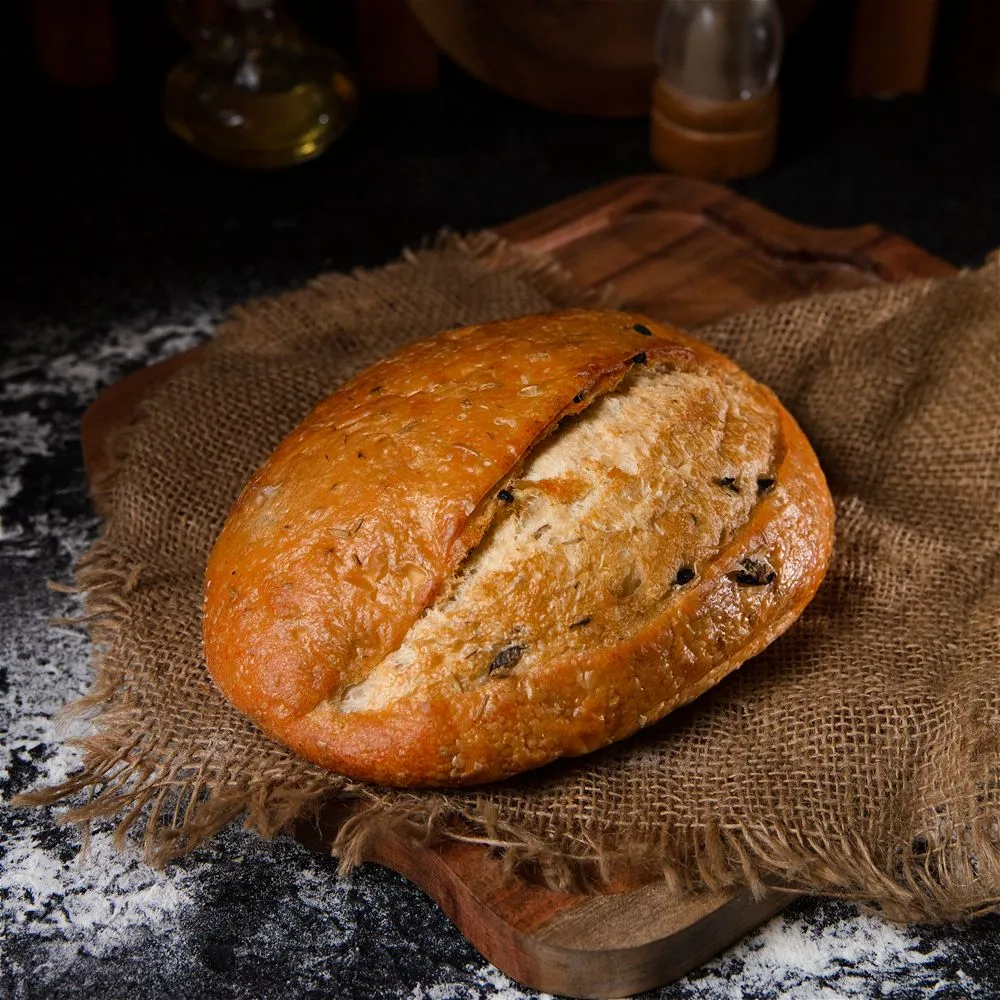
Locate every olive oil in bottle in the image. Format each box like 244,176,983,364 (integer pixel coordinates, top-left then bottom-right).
164,0,357,169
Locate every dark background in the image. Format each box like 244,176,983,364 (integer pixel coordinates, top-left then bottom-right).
6,0,1000,336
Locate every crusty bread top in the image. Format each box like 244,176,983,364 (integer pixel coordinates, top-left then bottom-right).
204,310,834,786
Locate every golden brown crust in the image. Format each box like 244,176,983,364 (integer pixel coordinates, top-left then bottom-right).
203,310,834,786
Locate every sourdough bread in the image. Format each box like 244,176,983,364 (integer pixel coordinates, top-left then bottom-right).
203,310,834,786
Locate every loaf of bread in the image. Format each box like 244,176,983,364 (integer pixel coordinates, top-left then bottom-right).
203,310,834,786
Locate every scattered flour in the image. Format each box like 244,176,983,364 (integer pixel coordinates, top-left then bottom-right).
0,412,53,543
397,903,965,1000
0,306,219,542
2,305,222,992
682,904,968,1000
409,963,556,1000
0,830,193,940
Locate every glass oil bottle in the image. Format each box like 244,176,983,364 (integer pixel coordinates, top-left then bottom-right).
164,0,357,168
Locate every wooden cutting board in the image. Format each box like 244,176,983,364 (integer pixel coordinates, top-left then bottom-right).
81,174,954,1000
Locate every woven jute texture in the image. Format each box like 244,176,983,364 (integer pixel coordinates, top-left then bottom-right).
26,235,1000,922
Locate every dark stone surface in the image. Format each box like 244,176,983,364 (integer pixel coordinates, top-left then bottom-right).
3,67,1000,999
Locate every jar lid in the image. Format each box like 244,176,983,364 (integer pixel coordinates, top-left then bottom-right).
650,78,779,181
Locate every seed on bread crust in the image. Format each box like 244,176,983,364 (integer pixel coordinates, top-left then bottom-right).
487,643,525,675
729,557,777,586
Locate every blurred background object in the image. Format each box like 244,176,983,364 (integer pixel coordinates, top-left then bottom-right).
163,0,357,168
849,0,938,97
402,0,821,119
19,0,1000,172
650,0,782,180
25,0,1000,98
931,0,1000,93
405,0,660,117
355,0,439,92
33,0,117,85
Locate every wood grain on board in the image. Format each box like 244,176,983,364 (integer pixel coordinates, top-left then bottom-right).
81,174,955,999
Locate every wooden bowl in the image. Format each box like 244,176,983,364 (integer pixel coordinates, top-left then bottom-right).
405,0,661,117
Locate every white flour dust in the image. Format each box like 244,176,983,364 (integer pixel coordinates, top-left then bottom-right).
681,902,973,1000
0,307,219,543
0,830,194,955
408,963,556,1000
2,307,221,988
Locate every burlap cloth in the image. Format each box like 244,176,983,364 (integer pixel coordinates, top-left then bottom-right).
28,235,1000,923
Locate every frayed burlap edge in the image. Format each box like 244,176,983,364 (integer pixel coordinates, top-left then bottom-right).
325,789,1000,923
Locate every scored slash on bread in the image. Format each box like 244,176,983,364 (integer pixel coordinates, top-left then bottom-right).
203,310,835,786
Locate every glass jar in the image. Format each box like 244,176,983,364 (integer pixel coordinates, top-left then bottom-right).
655,0,783,102
650,0,783,179
164,0,357,169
